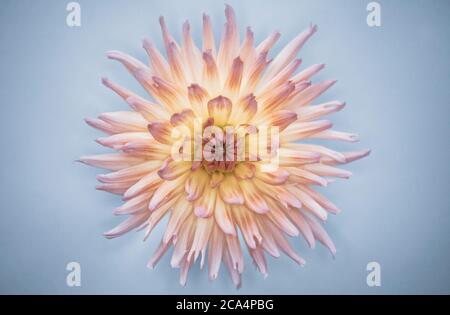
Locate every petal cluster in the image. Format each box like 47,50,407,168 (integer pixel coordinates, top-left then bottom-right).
81,5,369,287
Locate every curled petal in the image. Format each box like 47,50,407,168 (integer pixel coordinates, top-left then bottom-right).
101,77,134,101
229,94,257,125
167,42,187,86
282,120,333,143
194,187,217,218
265,198,299,237
202,14,216,56
148,121,173,144
159,16,179,52
185,168,209,201
124,171,163,200
302,212,337,257
210,171,224,188
291,63,325,83
114,191,153,215
142,38,172,80
255,180,302,209
84,118,116,135
234,162,256,180
266,221,305,265
262,110,297,132
144,197,179,241
255,219,280,258
97,160,161,183
148,239,172,269
207,95,232,126
214,196,236,235
322,149,371,165
288,143,346,164
182,21,202,82
106,50,148,75
158,158,192,180
208,226,224,280
311,130,359,142
171,215,195,268
188,83,209,118
286,209,316,248
255,167,290,185
278,148,321,166
296,101,345,122
201,51,220,95
96,132,152,149
225,57,244,97
239,180,269,214
288,186,328,221
263,24,317,81
304,164,352,179
163,197,192,243
300,185,340,214
78,154,144,171
223,247,242,288
219,175,244,205
288,80,337,108
259,82,295,114
99,111,148,132
125,96,170,121
104,212,149,239
225,233,244,273
287,167,328,187
218,5,239,78
257,59,302,97
96,181,135,195
241,51,270,94
170,109,196,128
255,31,280,55
188,217,214,263
249,247,268,277
233,206,262,248
239,27,255,64
148,174,187,211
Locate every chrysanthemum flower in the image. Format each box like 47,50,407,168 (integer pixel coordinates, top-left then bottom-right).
80,5,369,287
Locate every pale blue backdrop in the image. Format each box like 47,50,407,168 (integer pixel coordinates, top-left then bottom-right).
0,0,449,294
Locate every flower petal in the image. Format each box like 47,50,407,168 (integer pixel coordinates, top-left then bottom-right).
255,167,290,185
185,168,209,201
158,158,192,180
239,180,269,214
148,174,187,211
208,226,224,280
207,95,232,126
234,162,256,180
219,174,244,205
214,196,236,235
194,186,217,218
78,153,144,171
123,171,163,200
147,121,173,144
104,211,150,239
263,24,317,81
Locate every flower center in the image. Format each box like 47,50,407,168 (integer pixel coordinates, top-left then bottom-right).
200,125,240,173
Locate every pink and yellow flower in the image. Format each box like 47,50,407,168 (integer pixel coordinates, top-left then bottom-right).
80,5,369,287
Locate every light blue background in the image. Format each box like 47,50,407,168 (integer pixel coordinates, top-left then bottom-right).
0,0,449,294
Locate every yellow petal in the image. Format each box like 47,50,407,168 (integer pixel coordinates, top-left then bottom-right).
207,96,232,126
239,180,269,214
194,186,217,218
234,162,255,180
214,196,236,235
218,174,244,205
184,168,209,201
